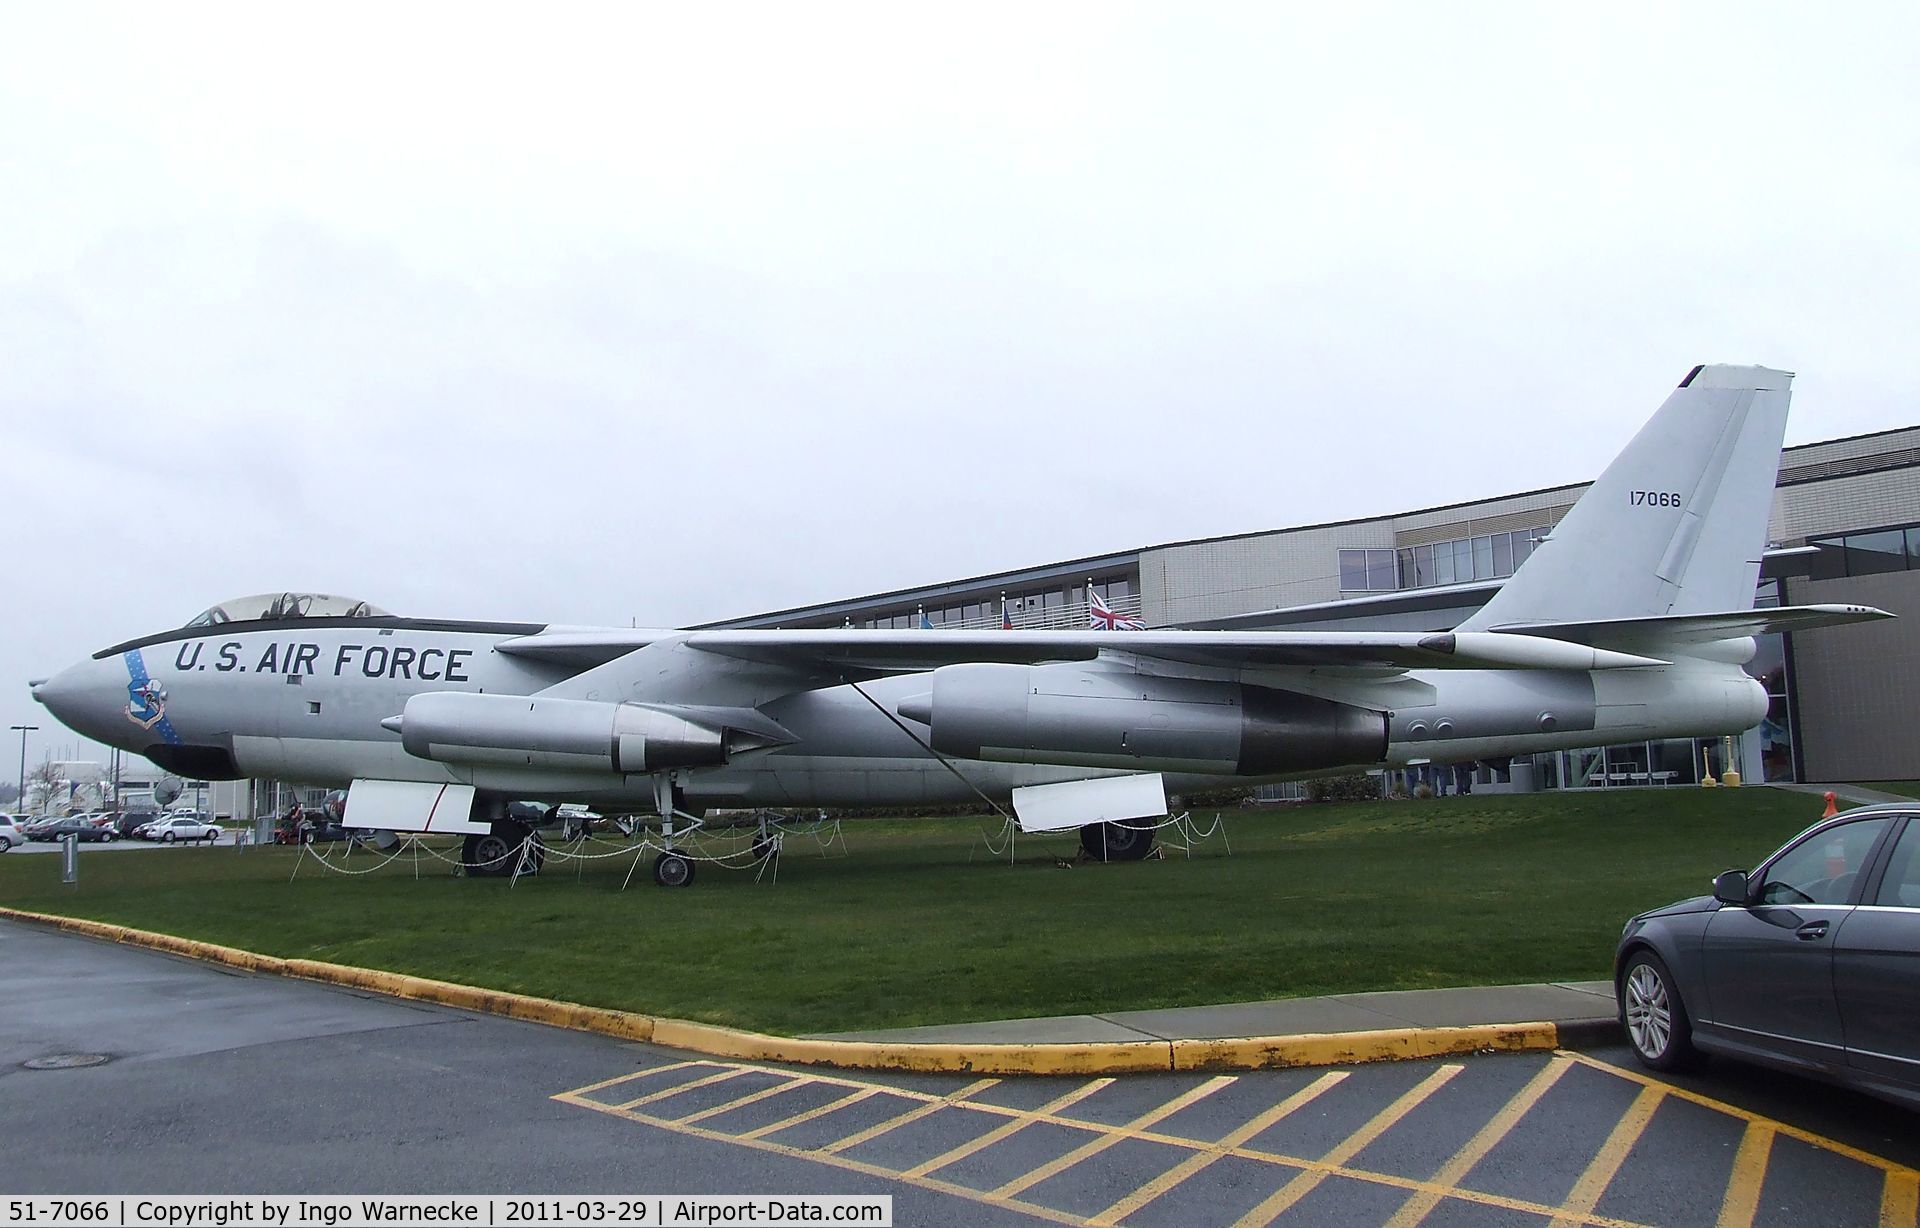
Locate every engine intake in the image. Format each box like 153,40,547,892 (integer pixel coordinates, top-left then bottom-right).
896,663,1386,776
395,692,734,774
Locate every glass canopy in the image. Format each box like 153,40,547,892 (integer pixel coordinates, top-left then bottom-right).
183,592,391,627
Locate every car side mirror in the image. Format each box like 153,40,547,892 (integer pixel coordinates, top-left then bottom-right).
1712,869,1751,906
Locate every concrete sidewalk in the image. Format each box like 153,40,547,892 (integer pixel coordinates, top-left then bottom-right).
1774,781,1915,806
811,979,1621,1047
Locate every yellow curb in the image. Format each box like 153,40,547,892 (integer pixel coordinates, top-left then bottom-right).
0,906,1572,1075
1170,1022,1561,1071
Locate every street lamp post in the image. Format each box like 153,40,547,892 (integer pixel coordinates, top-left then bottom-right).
10,725,37,815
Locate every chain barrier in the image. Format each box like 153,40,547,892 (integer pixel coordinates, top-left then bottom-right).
285,812,845,888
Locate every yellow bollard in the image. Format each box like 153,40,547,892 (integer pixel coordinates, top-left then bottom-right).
1699,743,1718,787
1721,736,1742,787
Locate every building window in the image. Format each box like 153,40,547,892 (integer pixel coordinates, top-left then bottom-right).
1809,525,1920,579
1379,523,1554,592
1338,549,1400,592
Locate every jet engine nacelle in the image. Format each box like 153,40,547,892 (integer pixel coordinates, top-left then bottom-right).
896,663,1387,776
397,691,729,774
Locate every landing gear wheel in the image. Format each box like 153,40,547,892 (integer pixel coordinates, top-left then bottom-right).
1620,950,1701,1071
1080,819,1156,862
653,852,695,888
463,825,542,878
752,835,777,862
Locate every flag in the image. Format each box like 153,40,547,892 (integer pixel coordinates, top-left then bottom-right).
1088,589,1145,630
919,609,933,630
1001,599,1014,630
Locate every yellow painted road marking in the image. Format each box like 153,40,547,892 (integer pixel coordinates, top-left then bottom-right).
1885,1170,1920,1228
815,1077,1001,1156
738,1086,884,1141
564,1060,703,1100
1235,1063,1466,1227
1714,1123,1776,1228
611,1065,752,1110
1089,1071,1348,1226
675,1076,808,1126
898,1079,1114,1178
991,1075,1237,1198
1386,1053,1575,1228
554,1086,1089,1227
1551,1083,1664,1228
556,1069,1656,1228
557,1053,1915,1228
1561,1051,1915,1176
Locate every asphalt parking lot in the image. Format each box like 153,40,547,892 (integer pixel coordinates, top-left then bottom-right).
4,920,1915,1227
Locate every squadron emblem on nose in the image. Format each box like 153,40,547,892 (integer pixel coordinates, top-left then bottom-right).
126,678,168,730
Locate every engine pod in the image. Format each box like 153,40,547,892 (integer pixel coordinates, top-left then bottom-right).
397,691,728,774
901,663,1386,775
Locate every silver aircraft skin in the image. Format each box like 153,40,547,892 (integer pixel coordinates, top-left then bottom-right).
30,365,1892,841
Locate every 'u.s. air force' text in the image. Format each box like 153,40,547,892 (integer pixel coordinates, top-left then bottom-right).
174,641,473,682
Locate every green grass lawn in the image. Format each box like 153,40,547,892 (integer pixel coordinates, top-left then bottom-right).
0,788,1833,1035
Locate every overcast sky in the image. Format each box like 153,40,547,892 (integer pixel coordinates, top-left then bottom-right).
5,4,1918,767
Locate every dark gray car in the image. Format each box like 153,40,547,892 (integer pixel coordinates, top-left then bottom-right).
1615,802,1920,1109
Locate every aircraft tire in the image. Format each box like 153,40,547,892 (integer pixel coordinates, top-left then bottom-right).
751,835,777,862
463,825,541,878
1080,819,1155,863
652,852,695,888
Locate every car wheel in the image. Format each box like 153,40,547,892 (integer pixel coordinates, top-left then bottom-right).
102,832,115,843
1620,950,1700,1071
0,836,12,851
163,832,176,844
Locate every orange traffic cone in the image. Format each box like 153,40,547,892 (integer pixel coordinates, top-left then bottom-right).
1822,791,1838,818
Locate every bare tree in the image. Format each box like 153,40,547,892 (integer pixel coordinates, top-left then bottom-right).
28,756,66,815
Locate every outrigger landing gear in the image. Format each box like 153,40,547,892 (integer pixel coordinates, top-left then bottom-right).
462,823,545,878
1080,819,1156,862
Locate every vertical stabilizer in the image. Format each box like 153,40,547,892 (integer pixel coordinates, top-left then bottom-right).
1459,365,1791,631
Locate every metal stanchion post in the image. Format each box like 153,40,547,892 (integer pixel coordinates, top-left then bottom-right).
61,833,78,885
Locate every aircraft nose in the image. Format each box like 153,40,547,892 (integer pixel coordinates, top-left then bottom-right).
32,658,127,745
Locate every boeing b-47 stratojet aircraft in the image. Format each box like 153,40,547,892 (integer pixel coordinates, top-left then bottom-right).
31,365,1890,886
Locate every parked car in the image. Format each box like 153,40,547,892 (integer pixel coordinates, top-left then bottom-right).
142,815,221,844
1616,802,1920,1110
0,815,22,851
29,818,118,843
299,818,351,843
24,815,67,837
115,810,162,838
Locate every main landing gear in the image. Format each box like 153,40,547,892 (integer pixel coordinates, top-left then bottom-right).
1080,818,1157,862
462,823,546,878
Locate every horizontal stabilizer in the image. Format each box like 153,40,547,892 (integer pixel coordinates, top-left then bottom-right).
1490,604,1894,650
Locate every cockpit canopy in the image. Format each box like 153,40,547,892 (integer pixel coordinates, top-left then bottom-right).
183,592,391,628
